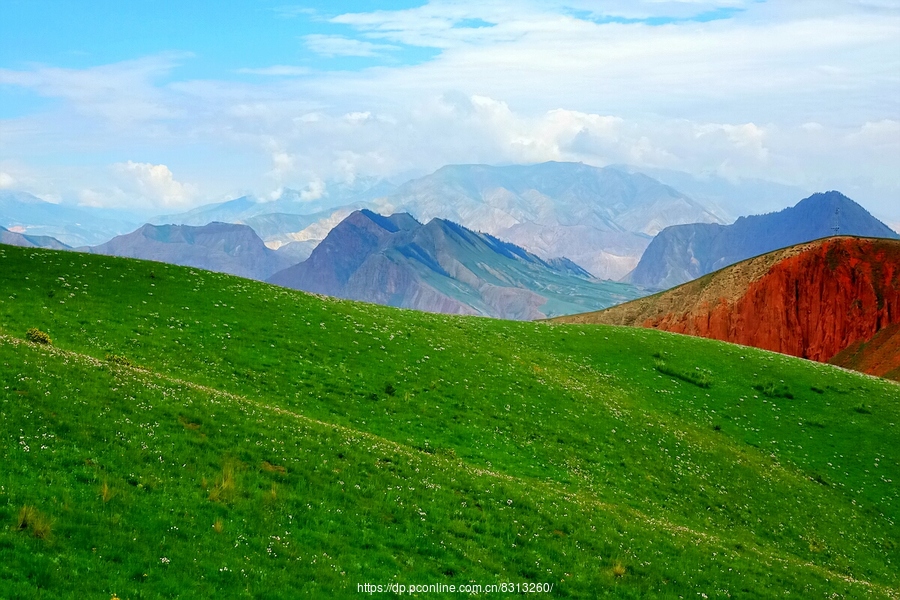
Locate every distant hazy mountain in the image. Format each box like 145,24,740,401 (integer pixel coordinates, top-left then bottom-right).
372,162,724,279
153,180,396,254
627,191,899,290
0,191,142,246
155,179,396,226
273,240,318,264
88,222,293,281
0,225,71,250
268,209,645,320
608,165,807,221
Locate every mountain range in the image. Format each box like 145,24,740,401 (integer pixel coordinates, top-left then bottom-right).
149,163,731,280
268,209,644,320
153,177,396,226
0,224,71,250
0,190,141,247
627,191,899,290
86,222,293,281
609,165,808,220
372,162,725,279
152,179,396,256
555,236,900,381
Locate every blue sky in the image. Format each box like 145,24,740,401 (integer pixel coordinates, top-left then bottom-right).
1,1,435,80
1,0,898,226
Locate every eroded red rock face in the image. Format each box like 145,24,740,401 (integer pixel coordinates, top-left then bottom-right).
640,238,900,364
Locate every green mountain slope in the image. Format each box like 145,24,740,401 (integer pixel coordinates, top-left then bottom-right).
0,245,898,598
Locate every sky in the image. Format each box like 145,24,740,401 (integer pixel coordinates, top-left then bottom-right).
0,0,898,226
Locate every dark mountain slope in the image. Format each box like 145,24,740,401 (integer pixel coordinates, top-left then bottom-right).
628,191,898,290
269,209,643,320
88,222,292,280
0,225,70,250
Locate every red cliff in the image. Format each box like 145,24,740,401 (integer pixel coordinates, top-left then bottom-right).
554,237,900,380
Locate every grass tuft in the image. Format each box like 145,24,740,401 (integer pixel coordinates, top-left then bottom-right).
100,480,114,503
208,459,239,503
16,505,52,539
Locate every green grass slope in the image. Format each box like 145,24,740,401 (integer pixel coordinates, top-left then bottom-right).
0,245,898,599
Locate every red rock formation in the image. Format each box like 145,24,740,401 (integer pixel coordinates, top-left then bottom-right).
554,237,900,378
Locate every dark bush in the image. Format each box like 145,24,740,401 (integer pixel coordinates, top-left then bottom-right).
25,328,51,345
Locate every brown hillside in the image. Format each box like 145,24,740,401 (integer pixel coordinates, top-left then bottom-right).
553,237,900,380
830,322,900,381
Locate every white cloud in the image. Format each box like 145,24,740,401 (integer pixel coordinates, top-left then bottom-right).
0,1,897,223
77,188,113,208
696,123,769,162
0,172,15,189
112,161,195,207
236,65,311,76
269,151,296,179
304,34,399,57
343,111,373,123
300,178,326,200
0,54,187,125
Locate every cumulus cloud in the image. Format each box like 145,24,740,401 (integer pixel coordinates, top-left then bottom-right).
112,161,195,207
1,1,898,223
300,178,326,200
0,172,15,189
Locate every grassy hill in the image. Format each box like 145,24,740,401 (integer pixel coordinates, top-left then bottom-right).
0,244,898,598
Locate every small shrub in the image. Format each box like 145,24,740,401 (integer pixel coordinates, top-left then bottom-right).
611,562,627,578
212,519,224,534
25,328,51,345
415,440,435,454
654,359,712,388
812,473,830,486
754,381,793,400
807,537,826,553
105,354,132,367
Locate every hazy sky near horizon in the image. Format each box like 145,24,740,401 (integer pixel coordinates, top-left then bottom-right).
1,0,898,224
